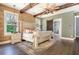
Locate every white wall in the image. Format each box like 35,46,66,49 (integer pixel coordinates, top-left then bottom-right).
35,17,53,31
35,18,41,30
42,16,53,31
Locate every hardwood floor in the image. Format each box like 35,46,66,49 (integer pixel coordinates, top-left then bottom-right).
34,40,74,55
16,39,77,55
0,39,79,55
0,44,27,55
73,37,79,54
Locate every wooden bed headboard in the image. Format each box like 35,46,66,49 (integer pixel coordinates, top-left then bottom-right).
21,21,35,32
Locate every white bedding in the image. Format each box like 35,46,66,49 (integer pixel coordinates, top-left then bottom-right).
22,32,34,42
22,31,52,44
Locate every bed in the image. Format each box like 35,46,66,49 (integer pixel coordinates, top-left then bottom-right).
22,32,34,42
22,30,52,48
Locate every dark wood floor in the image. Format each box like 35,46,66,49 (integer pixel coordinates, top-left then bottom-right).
73,37,79,54
0,39,79,55
0,44,27,55
35,40,75,55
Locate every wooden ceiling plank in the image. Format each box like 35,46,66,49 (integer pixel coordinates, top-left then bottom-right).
56,3,79,10
34,3,79,17
20,3,38,13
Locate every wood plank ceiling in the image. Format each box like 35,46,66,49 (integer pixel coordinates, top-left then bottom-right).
20,3,39,13
20,3,79,17
33,3,79,17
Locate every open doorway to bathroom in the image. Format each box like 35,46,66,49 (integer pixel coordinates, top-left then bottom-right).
75,16,79,40
53,18,62,40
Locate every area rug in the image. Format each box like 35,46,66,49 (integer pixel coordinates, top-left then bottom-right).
15,40,54,55
15,40,74,55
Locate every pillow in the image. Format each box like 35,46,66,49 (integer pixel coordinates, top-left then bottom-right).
25,28,30,33
23,27,35,33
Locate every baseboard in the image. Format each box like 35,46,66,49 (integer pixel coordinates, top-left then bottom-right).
0,40,11,45
76,36,79,37
61,37,75,40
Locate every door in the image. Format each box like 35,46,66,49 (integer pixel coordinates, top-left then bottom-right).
47,20,53,31
53,18,62,39
75,16,79,38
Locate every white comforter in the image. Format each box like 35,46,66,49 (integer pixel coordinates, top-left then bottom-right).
22,32,34,42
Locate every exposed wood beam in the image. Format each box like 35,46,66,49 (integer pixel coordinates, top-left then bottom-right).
55,3,79,10
33,11,45,17
34,3,79,17
33,10,51,17
20,3,39,13
45,3,79,12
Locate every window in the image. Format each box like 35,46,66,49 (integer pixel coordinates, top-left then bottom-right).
4,10,19,35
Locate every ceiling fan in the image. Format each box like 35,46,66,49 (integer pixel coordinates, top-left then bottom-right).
44,3,60,13
33,3,60,17
43,3,79,14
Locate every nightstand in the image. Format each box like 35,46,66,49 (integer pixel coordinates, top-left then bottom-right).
11,33,21,44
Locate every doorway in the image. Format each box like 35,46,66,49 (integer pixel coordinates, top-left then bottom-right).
53,18,62,40
75,16,79,39
47,20,53,31
75,16,79,53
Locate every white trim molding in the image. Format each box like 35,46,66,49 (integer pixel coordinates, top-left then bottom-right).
61,37,75,40
4,10,19,36
53,18,62,38
0,40,11,45
75,15,79,38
